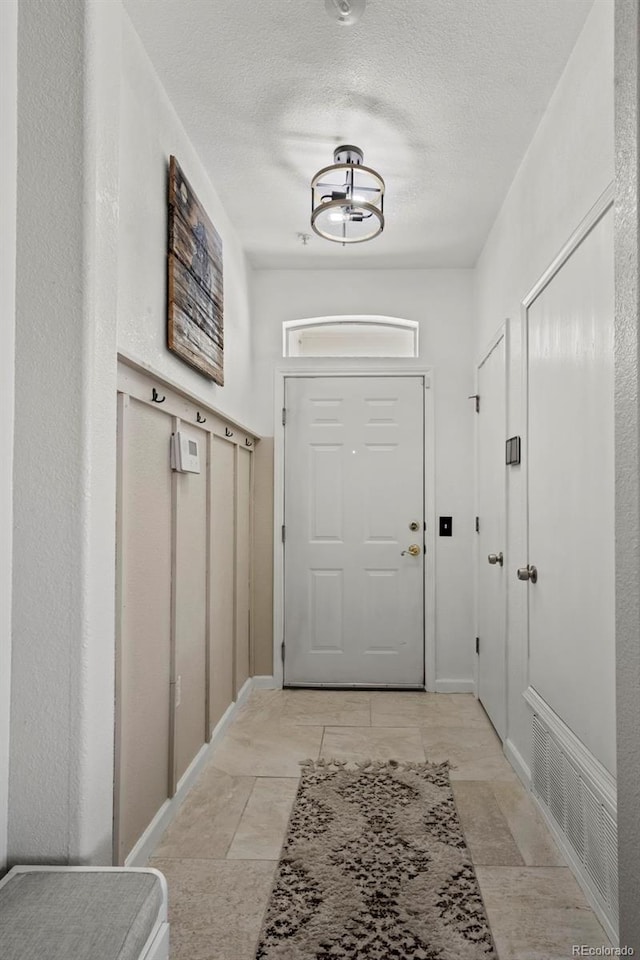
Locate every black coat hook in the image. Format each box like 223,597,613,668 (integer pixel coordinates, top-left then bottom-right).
245,438,253,447
196,412,206,423
225,427,233,438
151,387,166,404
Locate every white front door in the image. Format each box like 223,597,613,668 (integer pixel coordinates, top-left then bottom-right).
476,332,507,739
525,202,615,773
283,376,425,687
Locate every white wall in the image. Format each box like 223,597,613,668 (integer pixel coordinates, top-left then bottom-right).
474,0,614,771
0,0,18,874
10,0,121,864
251,268,476,686
118,14,255,428
9,0,257,866
614,0,640,948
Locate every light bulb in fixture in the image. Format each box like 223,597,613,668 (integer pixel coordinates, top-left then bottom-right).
310,144,385,245
324,0,366,27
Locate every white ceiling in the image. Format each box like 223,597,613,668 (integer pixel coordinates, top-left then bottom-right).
124,0,594,269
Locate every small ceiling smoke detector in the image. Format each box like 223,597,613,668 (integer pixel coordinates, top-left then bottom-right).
324,0,366,27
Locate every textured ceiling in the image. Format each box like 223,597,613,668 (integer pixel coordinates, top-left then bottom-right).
124,0,593,269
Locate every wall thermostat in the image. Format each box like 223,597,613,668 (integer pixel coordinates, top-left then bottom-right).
170,432,201,473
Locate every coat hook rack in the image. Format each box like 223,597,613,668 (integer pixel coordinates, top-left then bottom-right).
245,438,253,447
196,412,206,423
225,427,233,438
151,387,166,403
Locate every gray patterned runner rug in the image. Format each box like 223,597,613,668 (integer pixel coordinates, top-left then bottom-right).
255,759,497,960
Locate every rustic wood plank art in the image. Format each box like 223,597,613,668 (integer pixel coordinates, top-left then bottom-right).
168,156,224,384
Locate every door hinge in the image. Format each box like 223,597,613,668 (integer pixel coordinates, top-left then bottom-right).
281,641,285,663
475,637,480,655
468,394,480,413
281,524,286,543
475,516,480,533
282,407,287,426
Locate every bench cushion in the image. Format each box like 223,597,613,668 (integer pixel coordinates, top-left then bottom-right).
0,870,163,960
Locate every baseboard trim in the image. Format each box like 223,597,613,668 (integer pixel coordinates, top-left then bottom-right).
124,798,174,868
251,675,279,689
530,790,619,946
504,737,531,788
235,677,253,707
435,679,475,694
125,676,266,868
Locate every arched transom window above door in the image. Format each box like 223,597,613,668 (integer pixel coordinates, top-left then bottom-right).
282,316,419,358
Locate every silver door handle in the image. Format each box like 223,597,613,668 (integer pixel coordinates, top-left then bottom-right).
488,552,503,566
517,564,538,583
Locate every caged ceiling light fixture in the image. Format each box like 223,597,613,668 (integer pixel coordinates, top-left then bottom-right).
310,145,385,245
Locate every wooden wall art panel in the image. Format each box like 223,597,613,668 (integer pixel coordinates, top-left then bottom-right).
168,156,224,384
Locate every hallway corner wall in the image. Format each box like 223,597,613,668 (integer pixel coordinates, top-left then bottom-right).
0,0,18,875
613,0,640,948
10,0,122,865
473,0,614,774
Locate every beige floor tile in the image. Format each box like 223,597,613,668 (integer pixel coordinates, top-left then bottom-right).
149,858,275,960
420,724,503,766
281,689,371,726
320,725,426,762
226,778,298,860
447,693,493,720
232,690,285,728
491,780,565,866
370,691,492,728
448,752,519,782
153,767,254,860
212,721,323,777
451,780,524,866
475,866,609,959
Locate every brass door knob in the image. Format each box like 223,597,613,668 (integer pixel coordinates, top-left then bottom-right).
401,544,421,557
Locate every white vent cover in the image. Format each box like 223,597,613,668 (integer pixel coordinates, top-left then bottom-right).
531,714,618,928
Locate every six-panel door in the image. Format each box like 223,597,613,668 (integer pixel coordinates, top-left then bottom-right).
283,376,425,687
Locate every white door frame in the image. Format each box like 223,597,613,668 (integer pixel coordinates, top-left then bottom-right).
521,182,615,701
273,365,436,690
473,322,509,733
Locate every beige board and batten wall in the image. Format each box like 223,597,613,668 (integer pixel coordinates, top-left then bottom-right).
114,356,269,864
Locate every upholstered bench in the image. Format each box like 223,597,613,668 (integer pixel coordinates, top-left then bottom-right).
0,866,169,960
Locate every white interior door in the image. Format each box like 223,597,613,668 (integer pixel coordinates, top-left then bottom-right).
526,203,615,774
476,333,507,739
283,376,425,687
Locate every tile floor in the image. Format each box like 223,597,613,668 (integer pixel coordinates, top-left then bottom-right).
148,689,610,960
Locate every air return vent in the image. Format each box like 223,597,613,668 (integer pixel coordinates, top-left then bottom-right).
531,714,618,930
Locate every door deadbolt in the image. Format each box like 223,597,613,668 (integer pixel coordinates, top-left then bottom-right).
409,521,420,531
488,552,504,566
401,544,421,557
517,564,538,583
